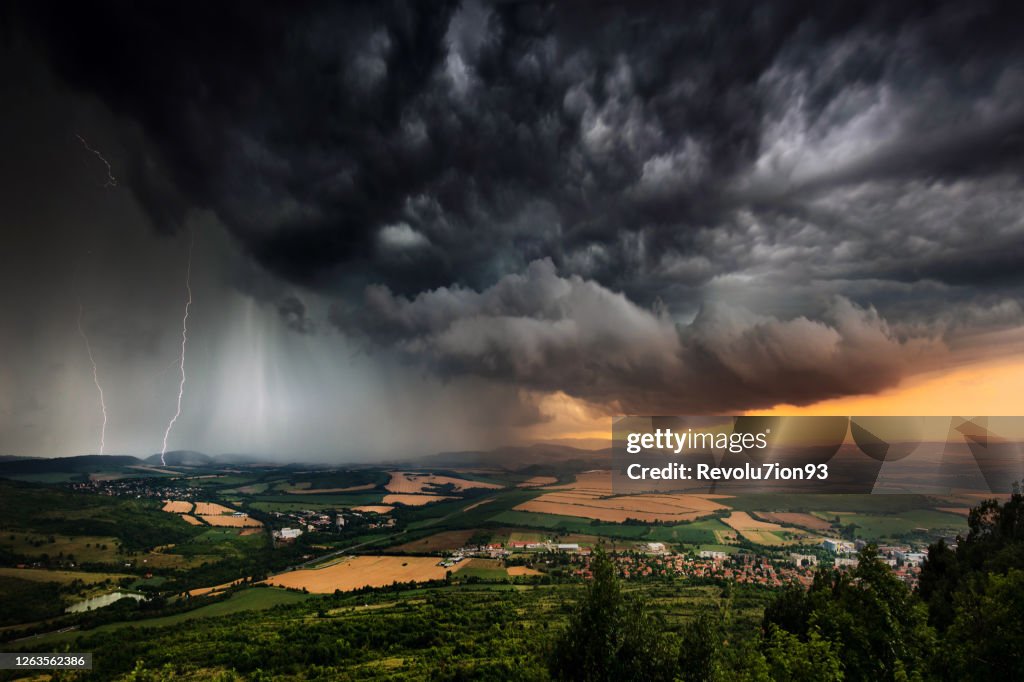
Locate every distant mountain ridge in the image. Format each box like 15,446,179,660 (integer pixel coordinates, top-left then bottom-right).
0,455,39,462
0,443,610,477
418,443,610,471
0,454,143,475
144,451,214,467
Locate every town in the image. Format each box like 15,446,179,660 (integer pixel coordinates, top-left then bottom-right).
432,537,935,588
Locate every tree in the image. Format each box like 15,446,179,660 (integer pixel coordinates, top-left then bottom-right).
919,485,1024,632
676,612,721,682
764,546,935,681
916,538,960,629
762,583,811,640
549,546,674,681
944,568,1024,680
763,625,843,681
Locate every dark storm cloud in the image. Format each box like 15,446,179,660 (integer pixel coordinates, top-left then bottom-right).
20,1,1020,291
14,0,1024,414
330,259,936,413
277,295,315,334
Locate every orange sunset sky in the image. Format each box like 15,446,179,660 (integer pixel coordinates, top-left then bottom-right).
529,354,1024,444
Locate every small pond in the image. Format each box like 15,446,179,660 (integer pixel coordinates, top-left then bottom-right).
66,591,146,613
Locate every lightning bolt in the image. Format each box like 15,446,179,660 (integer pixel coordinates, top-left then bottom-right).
75,134,118,188
77,305,108,455
161,233,194,465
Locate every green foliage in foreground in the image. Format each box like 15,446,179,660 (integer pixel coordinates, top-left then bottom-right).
550,547,676,681
762,548,934,681
554,490,1024,682
549,548,843,682
756,486,1024,682
918,485,1024,680
5,579,773,681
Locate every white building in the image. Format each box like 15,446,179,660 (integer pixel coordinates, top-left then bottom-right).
699,550,728,560
823,539,857,554
789,553,818,567
901,552,927,567
276,527,303,540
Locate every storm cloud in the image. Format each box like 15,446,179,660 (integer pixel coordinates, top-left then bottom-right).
332,258,938,413
4,0,1024,457
15,1,1022,293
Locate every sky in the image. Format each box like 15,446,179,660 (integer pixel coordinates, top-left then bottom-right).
2,1,1024,460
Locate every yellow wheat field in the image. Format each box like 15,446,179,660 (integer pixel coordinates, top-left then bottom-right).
514,498,708,523
265,556,450,593
513,483,728,523
382,494,454,506
722,511,786,531
722,512,791,545
385,471,502,493
507,565,543,576
753,512,833,532
199,514,262,528
544,470,613,493
517,476,558,487
193,502,237,515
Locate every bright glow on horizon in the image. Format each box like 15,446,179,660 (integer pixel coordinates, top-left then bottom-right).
759,356,1024,417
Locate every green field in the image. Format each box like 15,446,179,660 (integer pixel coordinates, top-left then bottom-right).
221,482,270,494
0,472,83,483
455,559,509,580
644,518,734,544
689,543,741,554
190,528,250,544
243,492,384,507
400,489,539,530
739,530,786,546
190,474,266,488
246,500,347,512
488,510,652,537
0,567,131,585
722,493,940,514
0,531,123,564
834,509,967,540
